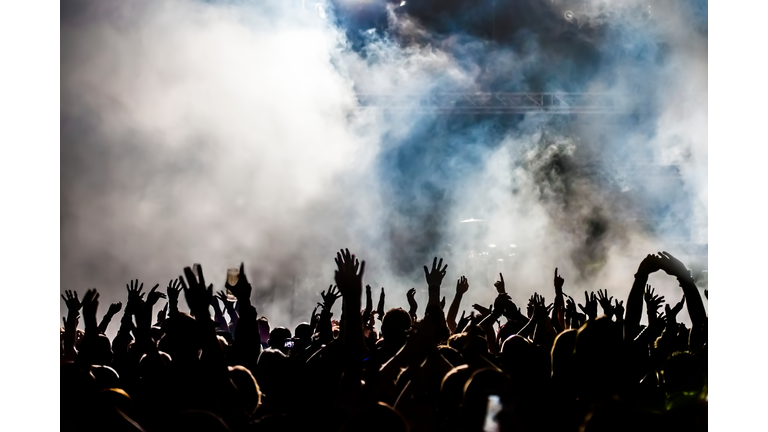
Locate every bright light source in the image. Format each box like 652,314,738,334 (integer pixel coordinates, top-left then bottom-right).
509,244,517,248
489,244,496,248
460,218,485,223
400,1,406,6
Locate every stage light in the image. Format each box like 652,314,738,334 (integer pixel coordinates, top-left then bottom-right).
460,218,485,223
564,10,574,21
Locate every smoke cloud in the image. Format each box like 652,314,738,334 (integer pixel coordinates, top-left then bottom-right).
61,0,707,338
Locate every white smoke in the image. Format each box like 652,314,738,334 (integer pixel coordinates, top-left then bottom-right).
61,0,707,338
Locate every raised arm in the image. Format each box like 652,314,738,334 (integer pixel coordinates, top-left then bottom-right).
422,257,449,342
97,302,122,335
210,294,230,333
596,289,615,321
179,265,248,429
362,285,373,326
227,263,262,373
166,278,182,316
317,285,341,345
376,287,385,322
61,290,81,361
446,276,468,333
334,248,367,411
406,288,418,323
578,291,598,321
553,269,566,330
626,254,662,340
657,251,707,327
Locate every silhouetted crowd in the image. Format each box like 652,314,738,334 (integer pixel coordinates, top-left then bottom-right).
60,250,707,432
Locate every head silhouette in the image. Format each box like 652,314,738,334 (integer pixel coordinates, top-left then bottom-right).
158,313,201,364
381,308,411,346
268,326,292,353
228,365,262,416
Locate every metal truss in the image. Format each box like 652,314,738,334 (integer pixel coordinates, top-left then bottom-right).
356,93,628,114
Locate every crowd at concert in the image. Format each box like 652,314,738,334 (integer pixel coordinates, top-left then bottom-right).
60,249,707,431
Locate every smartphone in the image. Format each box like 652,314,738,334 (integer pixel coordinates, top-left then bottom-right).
482,395,502,432
284,340,295,349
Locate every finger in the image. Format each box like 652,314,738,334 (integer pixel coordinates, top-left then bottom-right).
179,273,190,292
437,258,443,272
359,260,365,277
183,267,197,288
432,257,437,272
196,265,207,287
423,266,430,280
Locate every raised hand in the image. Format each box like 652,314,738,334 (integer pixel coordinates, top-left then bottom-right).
406,288,418,318
532,293,553,321
657,251,691,280
365,284,373,308
614,299,625,321
554,268,564,294
146,283,166,307
225,263,253,304
180,264,214,318
565,295,577,315
334,248,365,297
81,288,100,331
563,294,578,327
423,257,448,287
126,279,146,314
494,273,505,294
456,276,469,295
215,290,231,305
527,295,535,318
321,285,342,309
493,293,512,316
578,291,598,321
167,278,182,302
61,290,81,314
596,289,614,318
636,253,663,276
107,302,123,316
644,284,665,319
472,303,493,318
664,296,685,326
376,287,385,320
